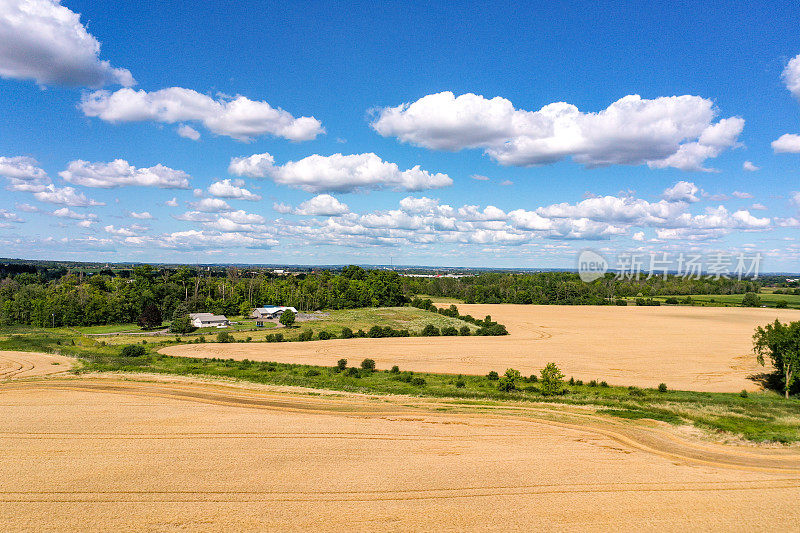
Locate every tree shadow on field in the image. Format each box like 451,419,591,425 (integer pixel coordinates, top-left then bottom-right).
747,371,800,395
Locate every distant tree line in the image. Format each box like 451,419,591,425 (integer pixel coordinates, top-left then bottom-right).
402,271,761,304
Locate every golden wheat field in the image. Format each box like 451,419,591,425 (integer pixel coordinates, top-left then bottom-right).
163,304,800,392
2,362,800,532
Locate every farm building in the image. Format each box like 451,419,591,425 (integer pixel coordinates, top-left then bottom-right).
251,306,297,320
189,312,230,328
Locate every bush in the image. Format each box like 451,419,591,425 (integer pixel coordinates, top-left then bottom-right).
588,380,598,387
421,324,440,336
216,331,234,343
120,344,146,357
361,358,376,371
528,374,538,383
318,330,333,340
410,377,426,386
628,386,645,397
305,368,321,377
487,370,499,381
459,325,471,336
658,383,668,393
614,299,628,306
740,389,749,398
455,378,466,388
575,379,583,386
741,292,761,307
665,297,679,305
346,367,361,377
540,362,565,395
355,329,366,338
568,377,575,386
776,300,789,309
336,358,348,371
170,314,196,334
341,327,354,339
298,329,314,341
497,368,521,392
600,381,609,388
441,326,458,336
368,325,384,338
245,336,252,342
390,365,400,373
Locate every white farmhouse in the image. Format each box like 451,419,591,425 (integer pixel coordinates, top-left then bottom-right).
189,312,230,328
251,306,298,320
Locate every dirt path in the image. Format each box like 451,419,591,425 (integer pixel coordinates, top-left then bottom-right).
161,304,800,392
0,351,75,380
1,376,800,531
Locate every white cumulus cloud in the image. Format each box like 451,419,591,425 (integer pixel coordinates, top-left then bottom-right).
80,87,324,142
176,124,200,141
229,152,452,193
783,54,800,99
292,194,350,216
207,178,261,201
0,0,134,87
371,91,743,171
0,155,51,191
662,181,700,203
59,159,190,189
742,161,759,171
34,184,103,206
772,133,800,153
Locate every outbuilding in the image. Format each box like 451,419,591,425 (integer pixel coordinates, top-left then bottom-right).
189,312,230,328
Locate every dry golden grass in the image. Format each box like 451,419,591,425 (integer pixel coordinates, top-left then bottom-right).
162,304,800,392
0,351,74,380
2,376,800,531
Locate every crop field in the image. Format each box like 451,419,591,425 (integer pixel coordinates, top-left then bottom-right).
2,374,800,531
630,293,800,309
163,304,800,393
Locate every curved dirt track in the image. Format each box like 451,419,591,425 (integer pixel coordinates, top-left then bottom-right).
2,377,800,531
162,304,800,392
0,351,74,380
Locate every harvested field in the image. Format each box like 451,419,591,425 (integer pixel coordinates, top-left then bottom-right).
161,304,800,392
1,376,800,531
0,351,75,380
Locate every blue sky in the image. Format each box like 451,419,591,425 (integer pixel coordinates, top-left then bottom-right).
1,0,799,270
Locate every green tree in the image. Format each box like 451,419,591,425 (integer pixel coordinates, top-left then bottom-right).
361,358,376,371
741,292,762,307
498,368,521,392
279,309,296,327
120,344,146,357
753,320,800,398
540,362,565,395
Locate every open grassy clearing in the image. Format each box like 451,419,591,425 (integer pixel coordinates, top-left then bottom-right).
3,328,800,443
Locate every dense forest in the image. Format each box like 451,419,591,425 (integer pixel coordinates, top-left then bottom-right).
0,262,764,327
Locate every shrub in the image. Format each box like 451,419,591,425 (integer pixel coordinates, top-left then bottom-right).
528,374,538,383
367,325,384,338
197,335,206,343
305,369,321,377
600,381,609,388
346,367,361,377
336,358,348,371
120,344,146,357
341,327,354,339
575,379,583,386
741,292,761,307
487,370,499,381
658,383,668,393
628,386,645,397
318,330,333,340
568,377,575,386
498,368,521,392
665,297,679,305
421,324,440,336
614,299,628,306
455,378,466,388
216,331,234,343
441,326,458,336
390,365,400,373
361,358,376,371
410,376,426,386
588,380,598,387
298,329,314,341
459,325,471,336
245,336,252,342
355,329,366,338
540,363,565,395
170,314,196,334
776,300,789,309
740,389,749,398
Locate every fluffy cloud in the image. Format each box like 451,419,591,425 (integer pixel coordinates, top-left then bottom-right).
742,161,759,171
772,133,800,153
291,194,350,216
0,155,51,191
662,181,700,203
15,202,39,212
176,124,200,141
783,54,800,99
34,184,103,206
128,211,153,219
207,179,261,201
0,0,134,87
165,197,179,207
80,87,323,142
229,152,452,193
51,207,97,220
188,198,232,213
371,91,743,171
59,159,190,188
